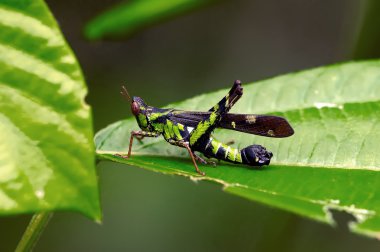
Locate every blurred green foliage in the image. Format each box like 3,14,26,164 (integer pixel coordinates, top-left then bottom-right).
353,0,380,59
85,0,216,39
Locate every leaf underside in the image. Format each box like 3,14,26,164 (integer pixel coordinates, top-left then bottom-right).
0,0,100,220
96,61,380,238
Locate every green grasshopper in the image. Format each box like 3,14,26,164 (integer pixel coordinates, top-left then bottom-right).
117,80,294,175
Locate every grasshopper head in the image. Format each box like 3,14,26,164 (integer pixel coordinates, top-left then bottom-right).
120,86,146,115
131,96,148,116
121,86,150,130
131,96,150,130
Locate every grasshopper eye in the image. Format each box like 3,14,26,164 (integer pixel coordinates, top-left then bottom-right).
131,101,140,115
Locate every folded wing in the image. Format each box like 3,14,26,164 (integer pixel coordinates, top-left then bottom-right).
219,114,294,138
170,111,294,138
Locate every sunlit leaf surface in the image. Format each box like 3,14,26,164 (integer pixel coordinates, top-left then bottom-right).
85,0,214,39
0,0,100,220
96,61,380,237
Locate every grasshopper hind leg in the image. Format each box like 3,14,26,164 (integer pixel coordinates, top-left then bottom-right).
193,153,216,167
183,144,205,176
168,139,206,175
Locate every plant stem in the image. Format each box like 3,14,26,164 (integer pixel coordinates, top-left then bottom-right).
15,212,53,252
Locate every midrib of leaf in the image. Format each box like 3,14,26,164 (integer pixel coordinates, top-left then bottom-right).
97,153,380,235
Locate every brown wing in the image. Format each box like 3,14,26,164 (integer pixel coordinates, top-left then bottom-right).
169,111,294,138
219,114,294,138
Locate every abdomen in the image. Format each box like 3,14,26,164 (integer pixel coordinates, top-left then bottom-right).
199,138,273,166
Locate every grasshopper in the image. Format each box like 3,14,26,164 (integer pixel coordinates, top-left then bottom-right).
117,80,294,175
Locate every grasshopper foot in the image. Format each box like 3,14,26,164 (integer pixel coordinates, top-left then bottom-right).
207,160,217,167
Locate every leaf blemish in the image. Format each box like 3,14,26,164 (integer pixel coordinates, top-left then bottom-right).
35,189,45,199
314,102,344,110
313,199,376,230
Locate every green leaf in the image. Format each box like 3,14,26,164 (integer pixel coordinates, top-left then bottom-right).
96,60,380,238
0,0,100,220
84,0,215,39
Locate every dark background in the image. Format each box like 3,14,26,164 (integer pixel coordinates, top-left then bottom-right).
2,0,380,251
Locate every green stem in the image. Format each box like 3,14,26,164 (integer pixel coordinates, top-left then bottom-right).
15,212,53,252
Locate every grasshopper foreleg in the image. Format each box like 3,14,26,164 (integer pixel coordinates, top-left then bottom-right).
115,130,160,159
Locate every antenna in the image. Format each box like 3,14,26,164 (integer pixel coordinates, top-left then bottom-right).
121,85,131,102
